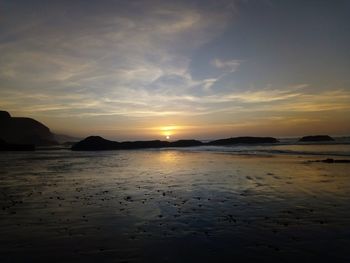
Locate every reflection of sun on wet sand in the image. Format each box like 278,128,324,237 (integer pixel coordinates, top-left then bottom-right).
1,150,350,262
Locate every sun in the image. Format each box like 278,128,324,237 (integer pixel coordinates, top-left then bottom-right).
160,126,177,140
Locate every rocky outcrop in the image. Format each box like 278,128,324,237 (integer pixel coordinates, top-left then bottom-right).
299,135,334,142
311,158,350,163
72,136,279,151
0,138,35,151
72,136,204,151
71,136,120,151
0,111,11,120
0,110,57,146
208,136,279,145
169,140,203,147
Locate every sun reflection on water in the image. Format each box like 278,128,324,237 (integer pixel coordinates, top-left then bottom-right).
158,150,178,164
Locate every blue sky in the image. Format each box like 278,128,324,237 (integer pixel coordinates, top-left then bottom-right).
0,0,349,139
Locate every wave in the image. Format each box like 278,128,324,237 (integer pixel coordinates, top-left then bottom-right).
162,144,350,157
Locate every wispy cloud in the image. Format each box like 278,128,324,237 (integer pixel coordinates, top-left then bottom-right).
211,58,242,72
0,1,349,137
0,1,231,102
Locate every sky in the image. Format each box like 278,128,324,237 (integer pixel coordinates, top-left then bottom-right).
0,0,350,140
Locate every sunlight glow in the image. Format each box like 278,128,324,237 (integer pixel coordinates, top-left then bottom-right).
160,126,179,137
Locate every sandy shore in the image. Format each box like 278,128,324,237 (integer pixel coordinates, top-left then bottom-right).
1,150,350,262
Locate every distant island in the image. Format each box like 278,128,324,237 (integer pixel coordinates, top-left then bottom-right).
299,135,334,142
0,110,341,152
207,137,278,145
71,136,279,151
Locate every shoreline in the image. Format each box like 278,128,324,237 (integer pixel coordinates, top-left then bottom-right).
1,150,350,262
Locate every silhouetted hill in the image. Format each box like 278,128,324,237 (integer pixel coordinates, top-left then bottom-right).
208,136,279,145
299,135,334,142
0,110,57,146
72,136,278,151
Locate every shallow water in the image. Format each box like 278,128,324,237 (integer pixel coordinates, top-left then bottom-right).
1,149,350,262
174,142,350,156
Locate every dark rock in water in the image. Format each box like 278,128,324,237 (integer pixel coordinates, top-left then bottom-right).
207,137,279,146
71,136,120,151
0,110,57,146
299,135,334,142
318,158,350,163
72,135,280,151
170,140,203,147
321,158,335,163
119,139,203,149
72,136,204,151
0,138,35,151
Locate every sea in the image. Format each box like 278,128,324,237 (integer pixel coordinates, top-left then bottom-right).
0,138,350,262
167,137,350,157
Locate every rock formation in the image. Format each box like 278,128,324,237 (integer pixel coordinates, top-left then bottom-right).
72,136,279,151
299,135,334,142
208,136,279,145
0,138,35,151
71,136,204,151
0,110,57,146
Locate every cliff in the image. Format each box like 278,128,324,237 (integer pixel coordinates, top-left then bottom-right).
0,110,57,146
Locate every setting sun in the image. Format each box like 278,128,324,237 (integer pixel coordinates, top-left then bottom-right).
1,1,350,262
160,126,178,138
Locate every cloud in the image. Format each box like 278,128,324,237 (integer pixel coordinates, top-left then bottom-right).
211,58,242,72
0,1,231,99
2,79,350,121
0,1,349,138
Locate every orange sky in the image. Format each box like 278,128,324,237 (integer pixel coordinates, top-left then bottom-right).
1,1,350,140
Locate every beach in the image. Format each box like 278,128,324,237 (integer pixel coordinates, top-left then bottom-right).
1,146,350,262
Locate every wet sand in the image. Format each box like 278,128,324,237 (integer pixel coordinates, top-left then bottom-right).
0,150,350,262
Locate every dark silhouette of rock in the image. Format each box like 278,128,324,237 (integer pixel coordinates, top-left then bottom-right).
299,135,334,142
72,135,278,151
0,138,35,151
208,136,279,145
0,111,11,120
169,140,203,147
0,110,57,146
72,136,205,151
312,158,350,163
71,136,120,151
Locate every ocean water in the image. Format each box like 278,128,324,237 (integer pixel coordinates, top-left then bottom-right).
1,142,350,262
173,137,350,157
